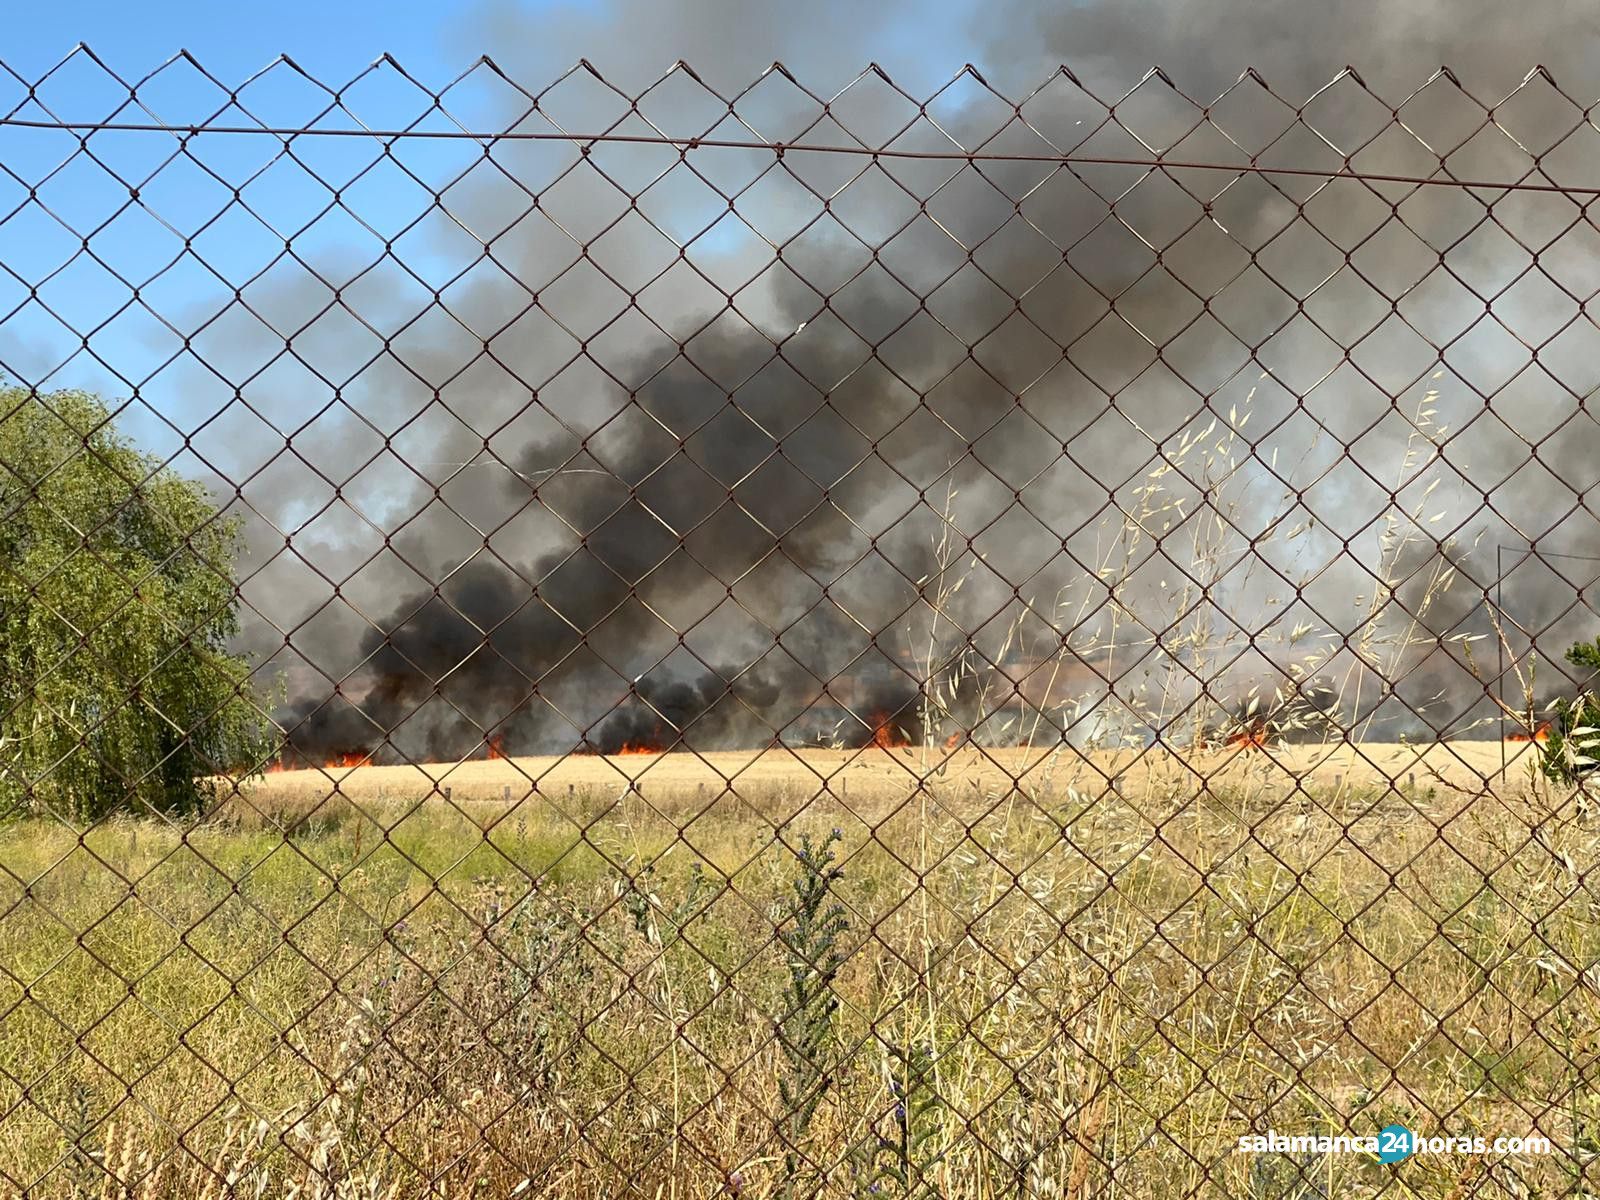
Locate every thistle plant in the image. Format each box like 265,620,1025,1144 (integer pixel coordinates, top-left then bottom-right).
622,859,711,947
777,829,850,1196
849,1040,946,1198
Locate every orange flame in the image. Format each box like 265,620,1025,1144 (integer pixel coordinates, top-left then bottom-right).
1225,723,1270,751
325,751,371,769
486,732,508,760
869,712,910,750
1506,723,1551,744
615,741,662,755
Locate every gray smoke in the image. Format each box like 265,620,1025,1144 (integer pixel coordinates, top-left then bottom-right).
1000,1,1600,99
1000,0,1600,735
150,1,1600,762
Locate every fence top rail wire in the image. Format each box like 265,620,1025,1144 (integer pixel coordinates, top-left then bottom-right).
3,114,1599,196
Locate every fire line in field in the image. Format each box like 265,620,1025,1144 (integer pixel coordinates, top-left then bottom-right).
1226,722,1272,751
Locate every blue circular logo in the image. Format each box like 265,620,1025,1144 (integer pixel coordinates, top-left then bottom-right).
1377,1124,1414,1163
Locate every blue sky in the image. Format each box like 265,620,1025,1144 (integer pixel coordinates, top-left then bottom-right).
3,0,994,113
4,2,464,86
0,0,997,463
1,3,491,447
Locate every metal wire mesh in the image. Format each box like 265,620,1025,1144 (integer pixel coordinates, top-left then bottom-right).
0,47,1598,1198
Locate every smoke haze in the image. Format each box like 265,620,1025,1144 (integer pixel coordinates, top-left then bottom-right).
7,2,1599,764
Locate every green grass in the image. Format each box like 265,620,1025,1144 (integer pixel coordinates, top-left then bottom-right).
1,775,1597,1198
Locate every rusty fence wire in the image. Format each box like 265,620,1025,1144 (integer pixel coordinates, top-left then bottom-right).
1,48,1600,1199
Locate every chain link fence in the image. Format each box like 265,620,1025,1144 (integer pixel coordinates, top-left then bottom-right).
1,48,1599,1198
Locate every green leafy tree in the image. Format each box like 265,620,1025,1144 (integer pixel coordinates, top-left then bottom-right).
0,386,273,819
1537,637,1600,784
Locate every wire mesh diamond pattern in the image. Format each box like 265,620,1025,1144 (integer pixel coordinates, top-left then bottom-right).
0,47,1596,1198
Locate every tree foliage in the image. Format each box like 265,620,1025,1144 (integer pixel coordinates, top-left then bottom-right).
0,387,272,819
1537,637,1600,784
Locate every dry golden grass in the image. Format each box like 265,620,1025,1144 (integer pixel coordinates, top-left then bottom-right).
227,739,1544,811
2,744,1594,1199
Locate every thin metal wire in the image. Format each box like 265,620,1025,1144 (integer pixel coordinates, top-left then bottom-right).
0,51,1597,1200
3,114,1599,195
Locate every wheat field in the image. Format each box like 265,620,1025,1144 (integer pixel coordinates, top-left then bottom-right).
234,737,1538,808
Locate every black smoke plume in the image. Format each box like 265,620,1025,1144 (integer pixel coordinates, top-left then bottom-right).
184,4,1600,763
